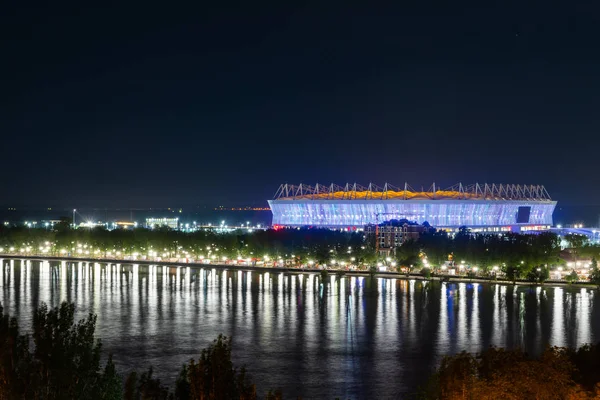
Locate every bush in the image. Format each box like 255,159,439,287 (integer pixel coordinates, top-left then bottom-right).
423,346,591,399
420,267,431,279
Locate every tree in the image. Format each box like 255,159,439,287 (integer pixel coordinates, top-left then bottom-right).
503,265,521,284
589,257,600,288
565,270,579,284
124,367,170,400
526,266,550,284
98,355,122,399
176,335,257,400
54,216,73,232
565,233,588,249
0,302,121,400
420,267,432,279
0,303,29,397
395,239,421,271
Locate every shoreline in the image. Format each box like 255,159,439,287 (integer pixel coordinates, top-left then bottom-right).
1,254,597,290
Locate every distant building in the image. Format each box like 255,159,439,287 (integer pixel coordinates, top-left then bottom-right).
365,221,428,256
146,217,179,230
269,182,556,231
115,221,136,229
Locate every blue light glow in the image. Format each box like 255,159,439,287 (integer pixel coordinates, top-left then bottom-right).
268,200,556,228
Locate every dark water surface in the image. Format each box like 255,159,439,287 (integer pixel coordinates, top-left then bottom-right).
2,259,600,399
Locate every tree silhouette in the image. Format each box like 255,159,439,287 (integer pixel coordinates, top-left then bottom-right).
0,302,121,399
175,335,256,400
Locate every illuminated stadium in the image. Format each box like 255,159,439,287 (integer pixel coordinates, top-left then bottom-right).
268,183,557,232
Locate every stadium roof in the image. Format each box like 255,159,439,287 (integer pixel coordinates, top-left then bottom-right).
273,183,552,201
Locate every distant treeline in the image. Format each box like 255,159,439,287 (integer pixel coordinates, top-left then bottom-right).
0,225,375,265
1,225,600,278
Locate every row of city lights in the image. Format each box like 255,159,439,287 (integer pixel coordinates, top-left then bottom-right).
0,239,596,277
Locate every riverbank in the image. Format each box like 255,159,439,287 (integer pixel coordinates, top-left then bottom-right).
1,253,598,289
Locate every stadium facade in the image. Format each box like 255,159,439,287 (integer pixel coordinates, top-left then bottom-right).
268,183,557,232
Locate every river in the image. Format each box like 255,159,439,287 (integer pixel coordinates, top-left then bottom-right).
1,259,599,398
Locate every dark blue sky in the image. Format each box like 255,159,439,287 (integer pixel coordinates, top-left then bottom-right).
2,2,599,208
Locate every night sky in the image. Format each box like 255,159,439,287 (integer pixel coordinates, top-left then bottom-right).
2,2,600,209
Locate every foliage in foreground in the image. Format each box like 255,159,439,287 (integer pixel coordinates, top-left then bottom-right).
123,335,258,400
6,301,600,399
422,345,600,399
0,302,280,400
0,302,121,399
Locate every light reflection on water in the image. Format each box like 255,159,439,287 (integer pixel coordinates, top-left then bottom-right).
1,259,599,398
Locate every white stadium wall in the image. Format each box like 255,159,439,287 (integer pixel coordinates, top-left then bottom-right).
268,200,557,228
